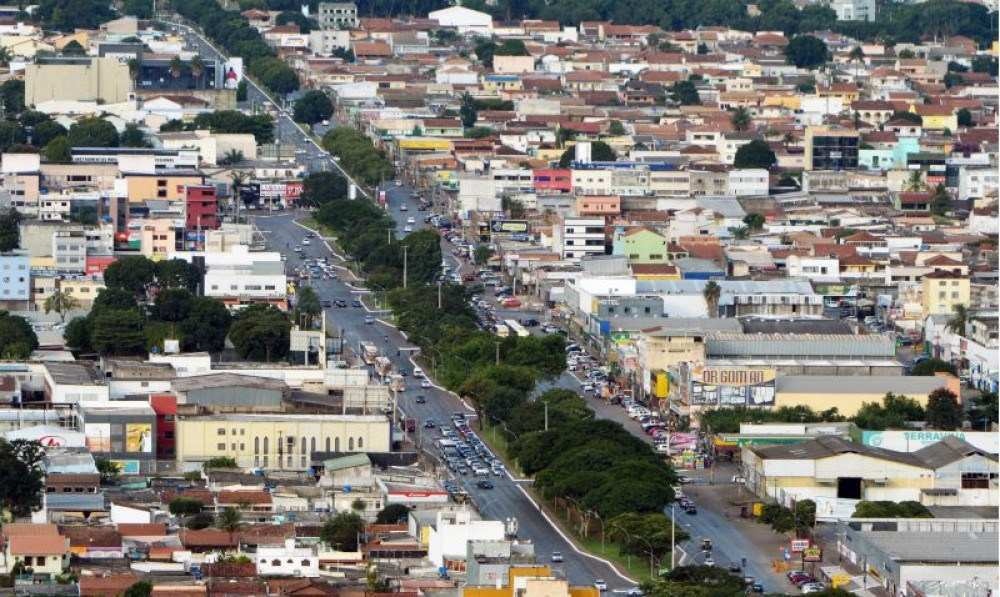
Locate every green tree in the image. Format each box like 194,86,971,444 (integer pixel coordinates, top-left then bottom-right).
66,117,119,147
42,136,72,162
669,80,701,105
459,92,478,128
64,316,92,352
608,120,626,135
186,512,215,530
300,171,348,207
464,126,494,138
250,56,300,95
474,245,493,265
155,289,194,323
730,106,752,132
733,139,777,169
90,309,146,356
0,79,23,114
911,358,956,376
930,183,950,216
853,392,925,430
925,388,962,430
123,580,153,597
179,297,232,353
0,311,38,359
557,140,616,167
156,259,201,291
785,35,829,69
229,304,292,362
121,124,150,148
61,40,87,55
946,304,968,337
0,121,26,152
192,111,275,144
216,507,243,532
293,90,334,125
92,287,139,314
204,456,239,469
375,503,411,524
0,439,44,517
36,0,115,30
968,392,998,429
32,120,67,147
276,10,315,31
853,500,932,518
743,213,765,230
104,255,157,296
702,280,721,317
236,79,248,102
0,207,20,251
44,288,80,323
295,286,322,327
956,108,972,127
169,497,204,516
320,511,365,550
95,458,120,483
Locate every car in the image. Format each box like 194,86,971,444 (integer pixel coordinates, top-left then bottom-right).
703,556,715,567
320,300,332,308
407,217,416,224
476,479,494,489
787,572,813,585
801,583,826,594
403,225,413,233
399,204,408,211
415,395,426,404
728,563,742,574
302,239,310,245
750,583,764,593
550,552,563,563
421,379,432,389
352,299,362,308
685,505,697,515
594,580,607,592
364,316,375,324
423,420,436,429
335,299,347,308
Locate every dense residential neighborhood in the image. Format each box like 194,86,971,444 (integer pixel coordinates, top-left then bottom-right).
0,0,995,595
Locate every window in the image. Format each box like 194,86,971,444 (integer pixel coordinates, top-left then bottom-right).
961,473,990,489
358,437,363,449
325,437,330,452
217,428,226,435
348,437,355,450
217,443,226,450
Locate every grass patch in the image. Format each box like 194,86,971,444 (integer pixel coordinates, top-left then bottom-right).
298,217,335,238
478,420,524,478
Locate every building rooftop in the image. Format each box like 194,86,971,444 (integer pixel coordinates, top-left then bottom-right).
861,530,999,563
171,373,288,393
774,375,949,396
44,362,98,386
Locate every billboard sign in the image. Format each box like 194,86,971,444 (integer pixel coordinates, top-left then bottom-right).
490,219,529,234
223,58,244,90
861,430,998,453
126,423,152,453
85,423,111,452
112,460,141,475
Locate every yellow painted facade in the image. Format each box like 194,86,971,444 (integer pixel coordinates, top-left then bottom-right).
175,415,391,470
125,173,204,203
398,138,453,152
774,388,940,417
464,567,600,597
921,275,970,317
25,57,130,105
59,278,106,307
638,333,706,374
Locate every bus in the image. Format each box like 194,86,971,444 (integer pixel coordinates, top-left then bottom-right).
505,319,530,338
494,323,510,338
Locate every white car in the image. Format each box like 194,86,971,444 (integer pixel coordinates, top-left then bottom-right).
703,556,715,567
594,580,607,592
420,379,432,389
407,217,416,224
399,204,408,211
403,225,413,233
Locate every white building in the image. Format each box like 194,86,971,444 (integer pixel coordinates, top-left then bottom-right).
309,29,351,55
426,510,504,567
256,539,319,577
317,2,358,30
829,0,877,21
786,254,841,283
727,169,769,196
958,165,999,200
52,230,87,273
555,217,606,261
428,6,493,35
170,246,287,310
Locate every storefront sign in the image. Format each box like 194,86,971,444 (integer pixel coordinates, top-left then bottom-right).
698,367,776,386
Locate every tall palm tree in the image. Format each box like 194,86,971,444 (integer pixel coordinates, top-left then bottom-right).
231,171,246,223
126,57,140,88
169,56,184,80
849,46,864,80
730,226,749,240
703,280,721,318
190,55,205,89
905,170,925,192
946,304,968,337
44,289,80,323
220,149,244,165
731,106,752,132
216,507,242,533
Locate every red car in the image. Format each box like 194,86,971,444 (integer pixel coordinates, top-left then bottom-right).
501,298,521,308
787,572,814,586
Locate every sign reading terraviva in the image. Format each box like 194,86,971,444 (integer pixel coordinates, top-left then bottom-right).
861,430,999,453
698,367,776,386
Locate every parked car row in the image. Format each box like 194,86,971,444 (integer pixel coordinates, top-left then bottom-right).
787,571,826,593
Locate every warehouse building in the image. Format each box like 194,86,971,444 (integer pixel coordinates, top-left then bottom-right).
175,413,390,471
170,373,288,410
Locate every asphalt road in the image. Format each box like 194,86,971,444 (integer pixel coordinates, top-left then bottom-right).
168,20,356,184
256,186,635,589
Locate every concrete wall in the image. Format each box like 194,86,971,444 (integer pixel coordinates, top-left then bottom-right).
26,58,131,105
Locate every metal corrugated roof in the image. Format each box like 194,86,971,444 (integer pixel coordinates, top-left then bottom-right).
707,333,896,358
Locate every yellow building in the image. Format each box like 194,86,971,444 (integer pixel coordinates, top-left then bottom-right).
464,566,599,597
138,218,177,261
124,172,204,203
175,414,391,470
25,57,131,106
921,271,970,317
773,373,958,417
59,277,106,308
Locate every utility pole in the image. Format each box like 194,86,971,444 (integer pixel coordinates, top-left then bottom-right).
437,281,442,309
544,401,548,431
495,341,500,365
402,245,408,289
670,504,676,569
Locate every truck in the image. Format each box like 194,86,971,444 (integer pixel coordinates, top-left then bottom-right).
390,374,406,393
360,342,378,366
374,356,393,378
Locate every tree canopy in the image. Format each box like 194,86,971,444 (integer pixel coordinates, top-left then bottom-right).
293,90,334,125
0,311,38,359
229,304,292,361
785,35,829,69
66,117,120,148
734,139,777,169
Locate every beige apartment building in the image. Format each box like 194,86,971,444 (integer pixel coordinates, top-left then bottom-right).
25,57,131,106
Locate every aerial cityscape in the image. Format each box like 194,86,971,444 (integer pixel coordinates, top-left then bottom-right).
0,0,994,594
